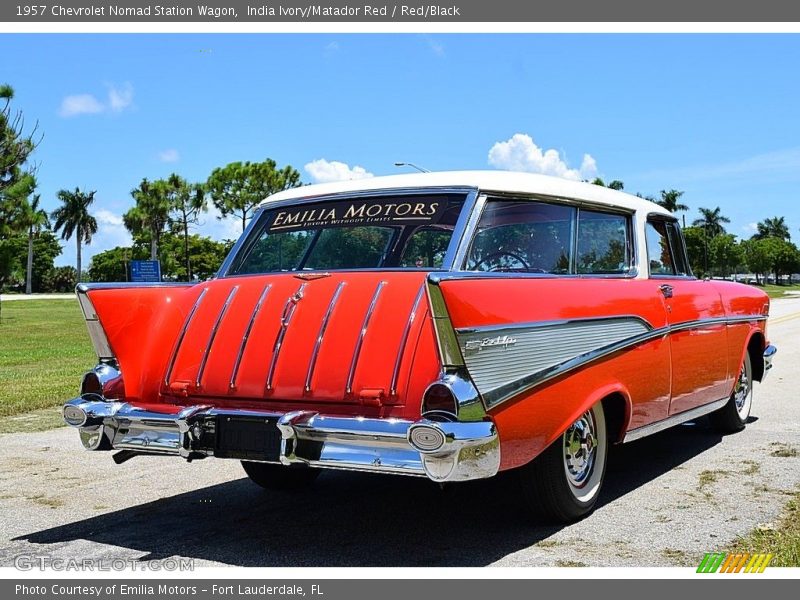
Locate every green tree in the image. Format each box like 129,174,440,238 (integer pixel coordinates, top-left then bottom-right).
124,178,171,261
51,187,98,285
656,189,688,214
165,174,207,280
158,233,233,281
0,84,39,218
692,206,730,238
709,234,743,279
752,216,790,241
19,193,50,293
682,226,707,277
206,159,302,232
741,238,772,285
88,245,147,282
590,178,624,190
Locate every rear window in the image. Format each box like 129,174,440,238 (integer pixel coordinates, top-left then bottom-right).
228,194,465,275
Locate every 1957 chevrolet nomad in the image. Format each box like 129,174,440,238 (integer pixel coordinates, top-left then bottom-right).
63,171,776,522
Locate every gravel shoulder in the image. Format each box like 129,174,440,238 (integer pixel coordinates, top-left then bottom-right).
0,299,798,568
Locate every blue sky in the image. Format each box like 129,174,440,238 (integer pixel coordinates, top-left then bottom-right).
2,34,799,267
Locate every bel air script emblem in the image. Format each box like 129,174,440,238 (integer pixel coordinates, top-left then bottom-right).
464,334,517,354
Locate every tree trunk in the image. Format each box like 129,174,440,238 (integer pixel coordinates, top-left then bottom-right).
76,237,82,285
150,236,157,262
184,220,191,281
26,227,34,294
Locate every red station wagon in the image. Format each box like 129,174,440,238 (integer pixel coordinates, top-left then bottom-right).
63,171,777,522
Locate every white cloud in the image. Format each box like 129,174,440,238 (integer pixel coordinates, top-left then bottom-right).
158,148,180,163
304,159,374,183
743,222,758,233
487,133,599,181
421,34,445,57
82,208,133,267
59,94,105,117
59,82,134,118
107,83,134,112
197,203,246,242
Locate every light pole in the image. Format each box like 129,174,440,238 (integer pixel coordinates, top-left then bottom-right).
394,162,430,173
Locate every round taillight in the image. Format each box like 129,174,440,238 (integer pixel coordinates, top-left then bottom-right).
408,425,446,452
63,405,88,427
423,383,457,415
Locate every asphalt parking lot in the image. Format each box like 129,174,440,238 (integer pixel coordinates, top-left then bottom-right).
1,298,798,568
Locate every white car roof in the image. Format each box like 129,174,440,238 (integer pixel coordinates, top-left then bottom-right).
262,170,673,217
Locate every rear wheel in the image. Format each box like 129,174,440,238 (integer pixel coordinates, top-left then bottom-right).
710,352,753,433
241,461,320,491
519,403,608,523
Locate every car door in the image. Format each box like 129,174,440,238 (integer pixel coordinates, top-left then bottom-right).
644,217,731,415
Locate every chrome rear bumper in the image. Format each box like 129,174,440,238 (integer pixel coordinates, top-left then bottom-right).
62,397,500,483
763,344,777,379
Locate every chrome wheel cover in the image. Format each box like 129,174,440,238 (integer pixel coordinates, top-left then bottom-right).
563,410,597,487
734,358,752,419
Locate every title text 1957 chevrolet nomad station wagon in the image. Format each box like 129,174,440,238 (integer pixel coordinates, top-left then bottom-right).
63,171,776,522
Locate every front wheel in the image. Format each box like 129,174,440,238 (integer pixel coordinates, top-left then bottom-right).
241,461,320,491
710,352,753,433
518,403,608,523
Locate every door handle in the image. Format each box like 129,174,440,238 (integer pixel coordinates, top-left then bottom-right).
659,284,674,299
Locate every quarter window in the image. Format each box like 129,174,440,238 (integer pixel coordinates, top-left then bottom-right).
466,199,632,275
646,219,690,276
576,210,631,274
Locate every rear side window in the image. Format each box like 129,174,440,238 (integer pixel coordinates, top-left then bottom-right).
466,199,632,275
646,219,691,276
576,210,631,274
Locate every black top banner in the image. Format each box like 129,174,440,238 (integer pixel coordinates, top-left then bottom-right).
3,0,800,22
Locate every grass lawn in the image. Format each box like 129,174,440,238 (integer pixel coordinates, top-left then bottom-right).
0,299,94,431
751,283,800,299
729,491,800,567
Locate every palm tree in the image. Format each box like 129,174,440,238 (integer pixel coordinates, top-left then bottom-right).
753,216,790,241
21,194,50,294
124,178,171,261
692,206,730,238
656,189,689,214
51,187,98,284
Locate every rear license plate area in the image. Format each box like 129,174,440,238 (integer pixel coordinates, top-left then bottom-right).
214,416,281,461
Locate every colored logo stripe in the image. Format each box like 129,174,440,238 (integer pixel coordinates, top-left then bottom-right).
697,552,773,573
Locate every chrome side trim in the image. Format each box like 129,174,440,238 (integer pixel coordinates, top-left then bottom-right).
229,283,272,390
75,285,115,362
195,286,239,388
623,397,729,443
455,314,655,335
266,283,307,392
76,282,195,291
305,281,346,393
390,284,426,397
425,275,466,369
470,314,768,408
164,287,209,386
346,280,386,394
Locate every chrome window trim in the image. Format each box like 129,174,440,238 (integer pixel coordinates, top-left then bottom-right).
266,283,307,392
390,283,427,397
76,282,195,291
305,281,346,393
164,287,208,387
346,280,386,394
195,286,239,389
229,283,272,390
455,192,639,278
217,186,478,277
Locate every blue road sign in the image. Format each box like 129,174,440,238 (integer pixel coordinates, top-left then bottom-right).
130,260,161,282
